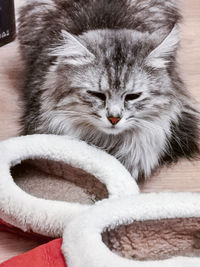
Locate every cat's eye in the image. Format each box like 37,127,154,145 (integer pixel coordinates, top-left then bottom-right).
125,93,142,101
87,90,106,101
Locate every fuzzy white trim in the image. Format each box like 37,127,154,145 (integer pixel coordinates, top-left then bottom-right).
0,134,138,237
62,193,200,267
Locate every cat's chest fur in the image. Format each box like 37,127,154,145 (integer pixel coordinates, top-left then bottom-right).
53,117,169,181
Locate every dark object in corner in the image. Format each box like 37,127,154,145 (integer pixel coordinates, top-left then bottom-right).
0,0,16,47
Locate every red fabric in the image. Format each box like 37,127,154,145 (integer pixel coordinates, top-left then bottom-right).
0,219,13,228
1,238,67,267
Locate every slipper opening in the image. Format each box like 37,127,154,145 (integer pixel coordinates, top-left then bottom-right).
102,217,200,260
12,158,108,204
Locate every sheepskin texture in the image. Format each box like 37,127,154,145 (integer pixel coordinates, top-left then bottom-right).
0,134,200,267
102,217,200,260
13,159,108,204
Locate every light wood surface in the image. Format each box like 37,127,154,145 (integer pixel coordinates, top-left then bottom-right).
0,0,199,263
141,0,200,192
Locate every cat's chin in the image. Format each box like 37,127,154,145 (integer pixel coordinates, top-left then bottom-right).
100,127,125,136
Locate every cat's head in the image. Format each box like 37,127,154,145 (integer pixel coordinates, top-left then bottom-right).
48,26,180,136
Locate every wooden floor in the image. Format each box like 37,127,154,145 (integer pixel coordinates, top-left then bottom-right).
0,0,200,263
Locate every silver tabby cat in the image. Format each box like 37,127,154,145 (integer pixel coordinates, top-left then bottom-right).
18,0,199,181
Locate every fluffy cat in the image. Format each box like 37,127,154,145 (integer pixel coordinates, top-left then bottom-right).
18,0,199,181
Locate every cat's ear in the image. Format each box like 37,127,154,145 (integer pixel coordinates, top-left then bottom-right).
51,30,95,66
145,24,180,69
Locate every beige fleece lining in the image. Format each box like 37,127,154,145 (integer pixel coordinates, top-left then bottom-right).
12,158,108,204
102,217,200,260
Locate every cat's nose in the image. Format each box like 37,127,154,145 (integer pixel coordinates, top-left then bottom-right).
107,116,121,125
